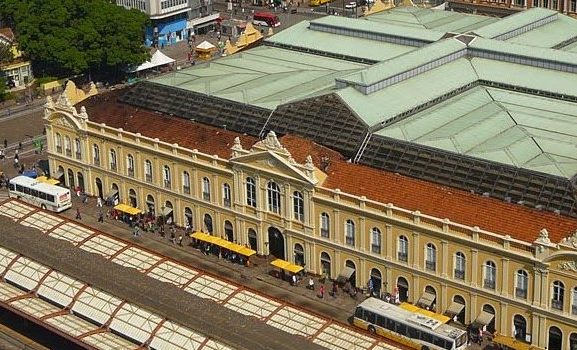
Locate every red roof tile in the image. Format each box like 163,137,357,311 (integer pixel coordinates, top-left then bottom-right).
82,90,257,159
0,28,14,43
80,91,577,245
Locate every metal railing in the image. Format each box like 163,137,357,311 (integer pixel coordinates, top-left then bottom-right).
203,192,211,201
484,279,496,289
345,236,355,246
551,299,563,310
183,186,190,194
397,252,408,262
515,288,527,299
425,261,436,272
127,168,134,177
320,228,329,238
371,244,381,254
224,198,231,207
454,269,465,280
93,158,100,166
145,174,152,183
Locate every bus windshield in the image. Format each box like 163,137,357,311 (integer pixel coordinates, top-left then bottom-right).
253,12,281,27
8,175,72,213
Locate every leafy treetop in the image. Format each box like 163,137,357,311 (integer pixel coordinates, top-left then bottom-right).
0,0,150,78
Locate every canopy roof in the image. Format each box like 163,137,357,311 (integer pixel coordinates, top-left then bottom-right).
131,50,175,72
196,40,216,50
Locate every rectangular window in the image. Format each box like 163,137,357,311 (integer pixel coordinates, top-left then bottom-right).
223,185,231,208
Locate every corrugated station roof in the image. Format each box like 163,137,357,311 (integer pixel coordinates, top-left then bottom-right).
364,7,499,32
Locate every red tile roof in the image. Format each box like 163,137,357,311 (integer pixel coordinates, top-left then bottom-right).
80,91,577,245
82,90,257,158
0,28,14,43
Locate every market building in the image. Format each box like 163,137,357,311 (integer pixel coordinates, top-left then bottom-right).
45,7,577,350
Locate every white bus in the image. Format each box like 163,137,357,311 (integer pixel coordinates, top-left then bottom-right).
8,176,72,212
353,298,468,350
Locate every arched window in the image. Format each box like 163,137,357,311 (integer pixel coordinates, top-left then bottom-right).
109,149,117,171
64,136,71,156
184,207,193,227
92,144,100,165
203,213,213,234
320,252,331,278
369,268,382,296
515,270,528,299
398,235,408,262
572,287,577,316
484,261,496,290
293,191,304,222
552,281,564,310
371,227,381,254
163,165,171,188
320,212,330,238
454,252,466,280
128,189,137,208
74,138,81,159
202,177,211,201
548,326,563,350
223,183,231,207
248,229,257,251
513,315,526,341
246,177,256,207
127,154,135,177
182,171,190,194
267,181,281,214
294,243,304,266
425,243,436,272
144,159,153,182
482,304,496,334
55,133,63,153
146,194,155,215
570,332,577,350
345,219,355,246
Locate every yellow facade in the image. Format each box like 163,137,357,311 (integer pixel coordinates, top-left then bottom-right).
44,93,577,350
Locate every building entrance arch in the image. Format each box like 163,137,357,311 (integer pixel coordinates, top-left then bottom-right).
95,177,103,199
268,227,285,260
397,277,409,302
224,221,234,242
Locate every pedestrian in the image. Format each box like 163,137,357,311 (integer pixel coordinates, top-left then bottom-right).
13,157,18,168
14,149,18,160
97,197,103,208
291,274,297,286
18,142,22,150
178,235,183,246
170,231,176,244
318,285,324,299
133,226,140,238
3,139,6,148
98,211,104,222
308,277,315,291
75,208,82,220
331,281,338,298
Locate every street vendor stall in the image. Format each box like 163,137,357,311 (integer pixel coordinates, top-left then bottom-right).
113,203,143,216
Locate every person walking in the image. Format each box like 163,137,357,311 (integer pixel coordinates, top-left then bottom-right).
318,285,324,299
97,197,103,208
18,142,22,151
178,235,183,246
75,208,82,220
3,139,7,149
98,211,104,223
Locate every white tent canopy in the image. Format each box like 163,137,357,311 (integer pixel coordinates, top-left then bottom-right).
130,50,175,73
196,40,216,50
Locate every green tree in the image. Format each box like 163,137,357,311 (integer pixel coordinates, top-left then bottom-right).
0,42,13,64
0,0,150,78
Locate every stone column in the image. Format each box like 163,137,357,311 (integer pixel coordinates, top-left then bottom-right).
470,249,478,288
441,240,448,277
385,224,393,260
359,217,366,252
501,257,509,297
412,231,420,269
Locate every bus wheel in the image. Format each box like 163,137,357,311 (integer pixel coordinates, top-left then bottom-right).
41,204,46,210
368,326,376,334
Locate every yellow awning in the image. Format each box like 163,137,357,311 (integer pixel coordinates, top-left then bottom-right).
271,259,291,270
114,204,142,216
492,334,542,350
190,231,220,244
270,259,303,274
36,176,60,185
237,247,256,257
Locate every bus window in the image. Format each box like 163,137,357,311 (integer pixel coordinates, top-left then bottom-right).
355,307,363,318
31,189,38,198
407,326,419,339
23,187,30,195
16,184,22,192
396,323,406,334
422,332,433,344
376,315,386,327
386,318,395,331
366,311,376,324
39,192,47,200
9,183,15,191
47,194,55,203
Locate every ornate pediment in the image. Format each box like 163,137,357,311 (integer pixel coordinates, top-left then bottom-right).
558,260,577,273
230,132,319,184
560,230,577,249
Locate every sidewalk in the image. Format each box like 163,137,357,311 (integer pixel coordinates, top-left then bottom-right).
62,194,363,324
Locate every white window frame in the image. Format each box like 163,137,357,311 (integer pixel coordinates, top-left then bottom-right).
293,191,304,222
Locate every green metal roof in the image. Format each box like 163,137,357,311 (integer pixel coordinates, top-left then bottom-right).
365,6,499,33
308,15,444,42
375,86,577,178
562,40,577,53
337,38,466,86
472,8,558,39
151,46,366,109
504,14,577,48
265,20,416,62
